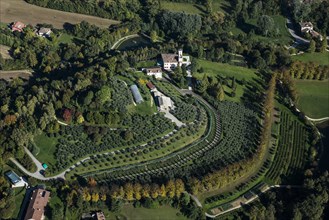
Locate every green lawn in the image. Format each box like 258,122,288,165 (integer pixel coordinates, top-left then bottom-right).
57,33,74,44
161,0,229,14
33,133,58,169
295,80,329,118
110,204,187,220
161,1,203,14
12,188,26,219
195,59,257,81
292,52,329,65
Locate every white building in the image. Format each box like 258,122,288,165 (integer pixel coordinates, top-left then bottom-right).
300,22,323,41
161,49,191,70
144,67,162,79
37,27,52,37
153,91,173,111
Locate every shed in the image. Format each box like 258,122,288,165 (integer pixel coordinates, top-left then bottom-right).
130,84,143,104
42,163,48,169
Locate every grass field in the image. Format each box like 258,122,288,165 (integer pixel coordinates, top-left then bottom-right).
109,204,187,220
33,133,58,168
12,188,26,219
292,52,329,65
0,0,119,29
295,80,329,118
161,0,228,14
195,59,257,81
161,1,203,14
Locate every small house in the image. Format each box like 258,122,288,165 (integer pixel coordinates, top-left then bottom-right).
37,27,52,37
144,67,162,79
153,91,173,111
146,82,156,91
11,21,26,32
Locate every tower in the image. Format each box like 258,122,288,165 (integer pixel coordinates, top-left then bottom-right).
178,48,183,64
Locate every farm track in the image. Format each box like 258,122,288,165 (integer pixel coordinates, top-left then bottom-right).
0,0,120,29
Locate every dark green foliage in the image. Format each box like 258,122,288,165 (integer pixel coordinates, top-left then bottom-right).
158,11,202,39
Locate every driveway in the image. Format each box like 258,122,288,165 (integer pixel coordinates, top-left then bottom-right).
286,18,310,46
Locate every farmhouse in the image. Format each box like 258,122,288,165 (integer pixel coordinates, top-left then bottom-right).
161,49,191,70
5,170,28,188
37,27,52,37
11,21,26,32
130,84,143,104
24,189,50,220
144,67,162,79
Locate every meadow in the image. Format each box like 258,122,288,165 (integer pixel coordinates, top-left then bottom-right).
295,80,329,118
1,0,119,29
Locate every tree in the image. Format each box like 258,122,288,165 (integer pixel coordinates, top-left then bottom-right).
124,183,134,201
150,30,158,42
308,40,316,53
197,74,209,94
91,192,99,203
257,15,275,36
133,183,142,200
166,180,175,198
150,183,159,199
175,179,185,197
96,85,111,104
320,39,328,53
63,109,72,122
215,83,225,101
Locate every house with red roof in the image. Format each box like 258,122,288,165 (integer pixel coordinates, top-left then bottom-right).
11,21,26,32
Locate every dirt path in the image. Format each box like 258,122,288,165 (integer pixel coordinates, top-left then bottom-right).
0,70,32,81
0,0,120,29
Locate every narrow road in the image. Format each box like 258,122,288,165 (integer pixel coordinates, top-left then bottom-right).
10,147,66,180
205,185,302,218
286,18,310,45
111,34,139,50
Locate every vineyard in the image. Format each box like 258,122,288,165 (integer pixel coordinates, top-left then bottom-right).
77,98,260,187
265,110,310,184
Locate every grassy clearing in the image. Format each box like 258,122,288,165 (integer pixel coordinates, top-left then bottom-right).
161,0,229,14
12,188,26,219
161,1,203,14
195,59,257,81
127,99,157,116
33,133,58,168
295,79,329,118
110,204,187,220
1,0,119,29
57,33,74,44
292,52,329,65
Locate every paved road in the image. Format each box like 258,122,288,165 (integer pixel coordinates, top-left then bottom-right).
205,185,302,218
286,18,310,46
111,34,139,50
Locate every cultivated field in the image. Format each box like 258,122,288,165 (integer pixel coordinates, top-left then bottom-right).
0,44,12,59
0,0,120,29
